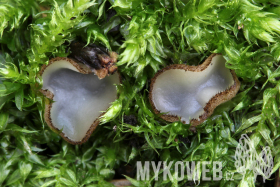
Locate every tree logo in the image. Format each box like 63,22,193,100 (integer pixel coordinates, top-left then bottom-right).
234,134,273,182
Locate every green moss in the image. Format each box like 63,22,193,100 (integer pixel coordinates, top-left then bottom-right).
0,0,279,186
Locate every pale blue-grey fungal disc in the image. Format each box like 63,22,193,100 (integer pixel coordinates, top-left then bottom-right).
41,57,119,144
150,54,240,126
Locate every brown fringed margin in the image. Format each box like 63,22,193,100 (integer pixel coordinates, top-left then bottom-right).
149,53,241,128
39,57,120,145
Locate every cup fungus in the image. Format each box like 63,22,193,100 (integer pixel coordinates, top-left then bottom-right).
40,45,120,144
149,54,240,127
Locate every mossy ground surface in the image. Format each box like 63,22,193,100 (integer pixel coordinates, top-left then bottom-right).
0,0,280,186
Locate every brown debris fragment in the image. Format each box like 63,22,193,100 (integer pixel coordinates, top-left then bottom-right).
69,42,118,79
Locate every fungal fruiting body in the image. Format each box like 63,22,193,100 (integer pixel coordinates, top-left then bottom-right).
40,57,119,144
149,54,240,126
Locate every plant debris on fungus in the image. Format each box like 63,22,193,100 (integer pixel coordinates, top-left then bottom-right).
149,54,240,126
40,54,120,144
69,41,118,79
